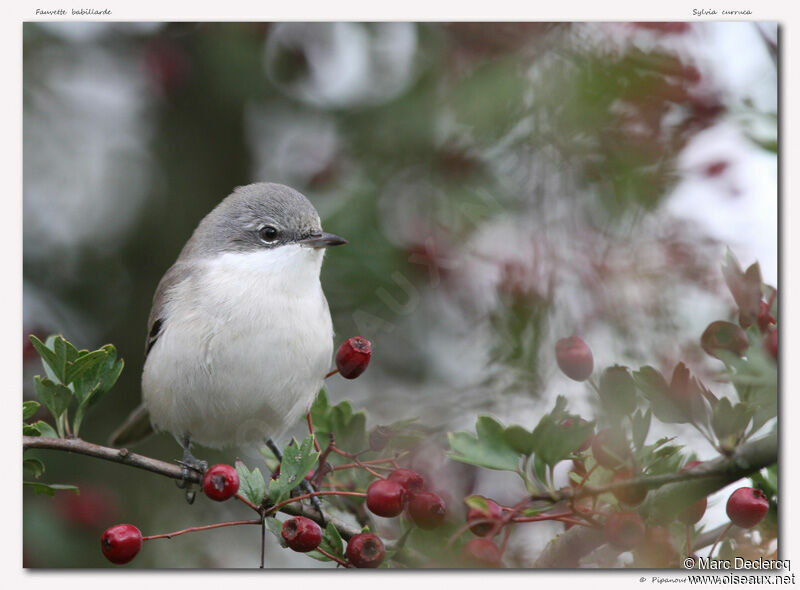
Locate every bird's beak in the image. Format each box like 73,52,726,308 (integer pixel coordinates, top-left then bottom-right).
299,232,348,248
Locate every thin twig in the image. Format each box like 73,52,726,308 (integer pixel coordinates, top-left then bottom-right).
143,519,261,541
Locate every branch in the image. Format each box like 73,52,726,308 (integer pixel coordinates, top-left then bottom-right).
23,436,197,482
532,432,776,568
22,435,364,540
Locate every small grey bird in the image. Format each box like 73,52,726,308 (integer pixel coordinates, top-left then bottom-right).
111,183,345,485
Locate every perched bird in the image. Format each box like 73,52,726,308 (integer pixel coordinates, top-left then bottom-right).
110,183,346,499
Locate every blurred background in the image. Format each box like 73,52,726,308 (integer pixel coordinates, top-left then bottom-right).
22,21,777,567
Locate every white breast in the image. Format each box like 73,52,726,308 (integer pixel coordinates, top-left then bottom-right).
142,245,334,448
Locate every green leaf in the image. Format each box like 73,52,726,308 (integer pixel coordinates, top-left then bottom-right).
503,425,536,456
631,409,652,451
265,517,287,547
23,482,79,496
309,390,367,451
268,436,320,504
22,401,40,420
529,398,594,467
29,420,59,438
51,336,69,383
632,366,687,424
464,495,490,512
321,522,344,557
29,335,61,383
711,397,754,443
235,460,267,505
23,423,41,436
598,365,638,416
33,376,73,423
23,458,45,478
447,415,520,472
65,349,108,385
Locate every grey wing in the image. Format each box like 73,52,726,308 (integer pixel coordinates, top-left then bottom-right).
144,262,192,359
109,263,192,447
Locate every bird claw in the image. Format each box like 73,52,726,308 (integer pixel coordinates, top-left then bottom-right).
174,446,207,504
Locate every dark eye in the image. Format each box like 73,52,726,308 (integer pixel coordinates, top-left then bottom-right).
258,225,279,243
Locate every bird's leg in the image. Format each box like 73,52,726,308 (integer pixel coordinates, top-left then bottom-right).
175,434,208,504
266,438,326,525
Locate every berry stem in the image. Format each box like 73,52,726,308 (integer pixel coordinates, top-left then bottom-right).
306,411,321,452
325,369,339,379
317,547,350,567
707,522,733,558
332,457,400,471
142,518,262,541
235,492,261,513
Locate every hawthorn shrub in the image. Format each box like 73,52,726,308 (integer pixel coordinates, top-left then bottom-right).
22,250,777,568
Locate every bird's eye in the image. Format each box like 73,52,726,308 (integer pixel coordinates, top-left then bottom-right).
258,225,279,243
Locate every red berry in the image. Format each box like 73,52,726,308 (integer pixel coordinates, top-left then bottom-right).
604,512,645,550
202,464,240,502
101,524,142,565
466,497,503,537
335,336,372,379
366,479,407,518
407,491,446,529
560,418,592,451
701,321,749,359
591,429,630,470
388,468,424,493
281,516,322,552
555,336,594,381
677,461,707,525
611,468,648,506
726,487,769,529
764,329,777,361
346,533,385,568
461,538,502,568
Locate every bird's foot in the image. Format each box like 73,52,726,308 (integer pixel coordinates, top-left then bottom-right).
174,449,208,504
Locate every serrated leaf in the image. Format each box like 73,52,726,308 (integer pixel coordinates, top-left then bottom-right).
22,401,40,420
447,415,520,472
23,457,45,478
633,366,687,424
34,376,72,422
235,460,267,505
268,436,319,504
711,397,753,442
529,399,595,467
24,482,79,496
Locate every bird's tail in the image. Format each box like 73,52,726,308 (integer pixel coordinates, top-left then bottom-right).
109,404,154,447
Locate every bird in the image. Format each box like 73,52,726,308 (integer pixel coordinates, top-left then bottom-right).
110,182,346,501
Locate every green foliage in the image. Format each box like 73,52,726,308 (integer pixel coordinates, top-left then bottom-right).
310,390,367,452
235,460,267,506
26,335,124,437
632,366,687,424
23,482,80,497
268,436,320,504
448,415,521,472
448,396,593,491
307,522,346,562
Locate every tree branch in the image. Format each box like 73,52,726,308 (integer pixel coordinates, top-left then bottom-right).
532,432,777,568
22,435,364,540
